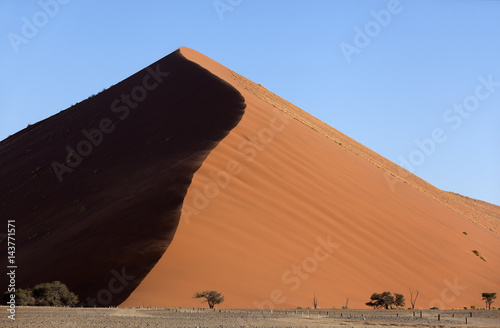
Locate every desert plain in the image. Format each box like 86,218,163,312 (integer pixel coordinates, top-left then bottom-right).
2,307,500,328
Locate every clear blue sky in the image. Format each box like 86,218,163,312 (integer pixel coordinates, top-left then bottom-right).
1,0,499,205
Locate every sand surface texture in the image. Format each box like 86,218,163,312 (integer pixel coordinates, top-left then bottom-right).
122,48,500,309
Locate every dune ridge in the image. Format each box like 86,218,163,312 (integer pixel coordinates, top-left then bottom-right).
122,48,500,309
0,49,246,306
178,48,500,234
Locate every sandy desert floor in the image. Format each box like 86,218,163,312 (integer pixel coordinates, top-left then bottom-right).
1,307,499,328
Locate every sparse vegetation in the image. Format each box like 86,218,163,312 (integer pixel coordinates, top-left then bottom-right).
482,292,497,310
394,293,405,308
3,288,35,305
409,288,419,309
3,281,78,307
366,291,396,309
463,231,468,235
32,281,79,306
312,293,318,309
472,249,487,262
193,290,224,309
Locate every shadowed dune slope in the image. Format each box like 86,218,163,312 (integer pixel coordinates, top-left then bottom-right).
122,48,500,309
0,49,245,306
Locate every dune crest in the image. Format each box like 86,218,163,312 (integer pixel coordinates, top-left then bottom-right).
0,49,245,306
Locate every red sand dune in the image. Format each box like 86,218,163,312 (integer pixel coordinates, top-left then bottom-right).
0,50,245,306
122,48,500,309
2,47,499,310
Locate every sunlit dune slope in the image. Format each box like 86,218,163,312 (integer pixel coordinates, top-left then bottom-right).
122,47,500,309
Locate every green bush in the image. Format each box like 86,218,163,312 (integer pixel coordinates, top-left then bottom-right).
3,288,35,306
4,281,79,307
32,281,78,306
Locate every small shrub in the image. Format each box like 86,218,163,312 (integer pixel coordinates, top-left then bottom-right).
471,305,476,309
3,289,35,306
430,306,439,310
296,306,302,309
463,232,468,235
472,250,487,262
3,282,77,307
32,281,78,306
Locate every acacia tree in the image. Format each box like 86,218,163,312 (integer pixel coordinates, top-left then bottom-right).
366,292,395,309
482,292,497,310
394,293,405,308
193,290,224,309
